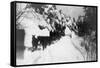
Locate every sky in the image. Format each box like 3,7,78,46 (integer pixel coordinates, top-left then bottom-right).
56,5,85,20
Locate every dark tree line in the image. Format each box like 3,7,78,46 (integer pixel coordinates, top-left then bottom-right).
75,7,97,36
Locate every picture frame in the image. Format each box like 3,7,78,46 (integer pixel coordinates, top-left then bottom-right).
10,1,98,67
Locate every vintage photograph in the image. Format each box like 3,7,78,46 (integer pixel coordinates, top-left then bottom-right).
15,2,97,65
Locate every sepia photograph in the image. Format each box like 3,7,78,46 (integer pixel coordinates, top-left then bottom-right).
13,1,97,66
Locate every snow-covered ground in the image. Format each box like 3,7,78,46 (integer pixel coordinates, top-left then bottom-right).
17,32,85,65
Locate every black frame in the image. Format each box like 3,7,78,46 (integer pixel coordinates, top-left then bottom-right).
10,1,98,67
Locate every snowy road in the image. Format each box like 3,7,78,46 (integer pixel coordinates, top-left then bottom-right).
36,36,84,64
